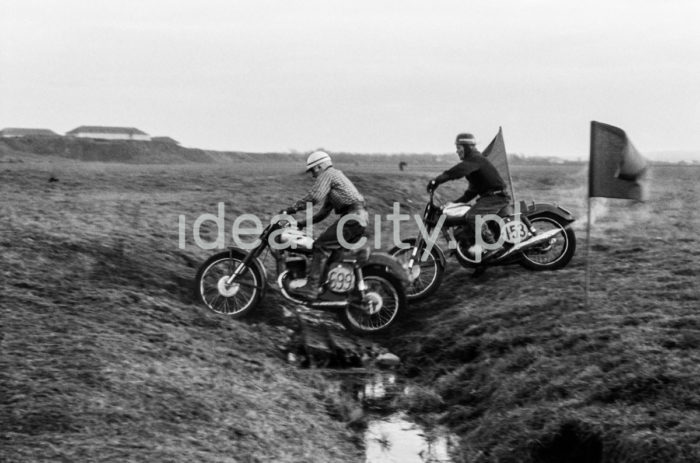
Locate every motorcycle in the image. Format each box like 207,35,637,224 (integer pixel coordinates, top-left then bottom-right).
390,188,577,301
194,214,408,335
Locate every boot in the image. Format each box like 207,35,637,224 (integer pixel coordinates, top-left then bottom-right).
480,223,497,247
476,224,502,261
292,250,329,301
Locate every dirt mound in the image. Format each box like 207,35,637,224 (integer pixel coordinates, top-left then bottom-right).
0,136,215,163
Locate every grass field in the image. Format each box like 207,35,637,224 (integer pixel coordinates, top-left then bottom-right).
1,156,699,462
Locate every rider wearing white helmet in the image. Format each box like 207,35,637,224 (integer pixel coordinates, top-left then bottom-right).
282,150,368,300
305,150,332,172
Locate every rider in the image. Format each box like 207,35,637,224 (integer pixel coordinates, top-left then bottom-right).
427,132,510,260
282,150,368,300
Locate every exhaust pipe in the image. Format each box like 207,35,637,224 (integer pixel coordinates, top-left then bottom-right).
491,228,562,262
277,274,348,308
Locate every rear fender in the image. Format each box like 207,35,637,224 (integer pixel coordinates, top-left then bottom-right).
363,252,410,286
523,202,576,223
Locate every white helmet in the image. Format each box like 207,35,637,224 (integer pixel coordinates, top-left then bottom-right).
306,150,332,171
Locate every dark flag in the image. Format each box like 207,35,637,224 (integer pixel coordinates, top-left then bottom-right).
482,127,515,202
589,121,648,200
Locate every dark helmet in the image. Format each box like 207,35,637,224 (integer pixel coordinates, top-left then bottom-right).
455,133,477,146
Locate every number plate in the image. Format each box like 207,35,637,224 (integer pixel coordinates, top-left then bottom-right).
502,220,529,244
327,264,356,293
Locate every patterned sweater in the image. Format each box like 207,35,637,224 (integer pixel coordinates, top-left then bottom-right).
293,166,364,215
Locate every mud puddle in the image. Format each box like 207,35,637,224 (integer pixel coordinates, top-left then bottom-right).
329,371,458,462
282,322,458,460
365,412,455,463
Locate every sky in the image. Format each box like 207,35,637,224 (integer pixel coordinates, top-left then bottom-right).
1,0,699,160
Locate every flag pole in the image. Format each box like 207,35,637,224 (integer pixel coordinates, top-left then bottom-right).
501,127,517,205
585,121,593,310
584,196,592,309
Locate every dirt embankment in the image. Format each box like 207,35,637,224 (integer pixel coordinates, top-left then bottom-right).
383,164,700,462
0,136,217,163
2,161,699,462
0,164,365,462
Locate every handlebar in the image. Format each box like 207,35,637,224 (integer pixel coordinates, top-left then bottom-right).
428,187,438,206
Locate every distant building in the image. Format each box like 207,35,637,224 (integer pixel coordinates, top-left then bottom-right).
66,126,151,141
151,136,180,145
0,128,59,138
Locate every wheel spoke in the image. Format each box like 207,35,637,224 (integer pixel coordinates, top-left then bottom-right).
345,276,400,332
523,218,568,265
392,245,440,299
224,296,234,314
198,256,260,315
233,280,262,290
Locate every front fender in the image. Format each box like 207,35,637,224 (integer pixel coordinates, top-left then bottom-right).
523,202,576,223
364,252,410,286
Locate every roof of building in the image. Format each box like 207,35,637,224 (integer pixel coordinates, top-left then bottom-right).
1,128,58,136
66,126,149,135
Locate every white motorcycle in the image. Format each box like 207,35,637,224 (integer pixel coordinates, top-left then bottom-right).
195,215,408,335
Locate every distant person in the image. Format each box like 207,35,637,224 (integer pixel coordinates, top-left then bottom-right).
427,132,509,259
281,151,368,300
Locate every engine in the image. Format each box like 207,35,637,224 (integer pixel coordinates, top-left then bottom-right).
285,254,307,280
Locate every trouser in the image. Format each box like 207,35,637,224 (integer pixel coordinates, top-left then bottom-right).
315,210,368,252
456,195,510,246
308,208,368,284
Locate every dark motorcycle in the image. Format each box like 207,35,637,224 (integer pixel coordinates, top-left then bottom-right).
195,215,408,335
391,188,577,301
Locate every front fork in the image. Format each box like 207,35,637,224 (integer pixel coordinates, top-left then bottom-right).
354,266,380,314
404,225,445,277
225,245,265,285
355,266,367,294
406,235,425,273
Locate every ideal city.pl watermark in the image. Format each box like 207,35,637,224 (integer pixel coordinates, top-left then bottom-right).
178,202,528,262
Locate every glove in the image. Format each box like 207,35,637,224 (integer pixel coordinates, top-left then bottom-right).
426,179,437,193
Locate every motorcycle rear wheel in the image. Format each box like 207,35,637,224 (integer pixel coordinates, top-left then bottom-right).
390,239,444,301
519,213,576,270
339,268,406,335
194,250,263,317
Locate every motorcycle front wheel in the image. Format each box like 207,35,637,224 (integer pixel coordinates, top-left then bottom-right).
339,268,406,335
390,239,444,301
194,250,264,317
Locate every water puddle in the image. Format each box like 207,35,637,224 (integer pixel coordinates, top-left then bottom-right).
330,371,458,462
365,412,456,463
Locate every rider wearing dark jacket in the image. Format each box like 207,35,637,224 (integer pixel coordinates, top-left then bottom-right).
428,132,510,254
